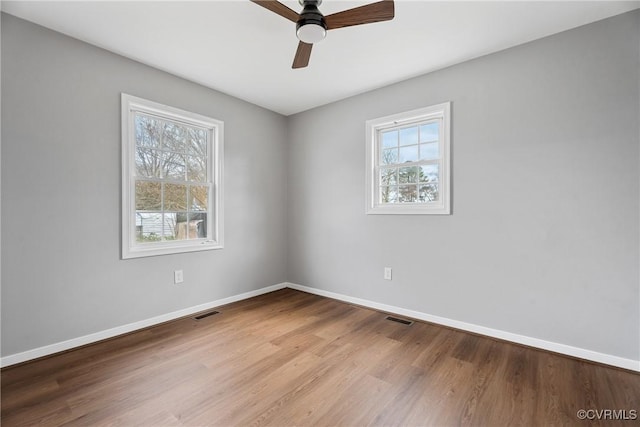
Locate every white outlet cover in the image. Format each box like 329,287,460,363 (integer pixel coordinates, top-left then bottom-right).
174,270,184,284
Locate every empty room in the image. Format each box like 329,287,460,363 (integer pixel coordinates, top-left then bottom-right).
1,0,639,425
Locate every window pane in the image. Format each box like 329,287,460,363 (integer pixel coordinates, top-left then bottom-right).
162,122,186,153
381,131,398,149
420,122,439,143
187,128,207,156
399,166,418,183
136,212,163,243
399,185,418,202
399,146,418,163
380,186,398,204
135,181,161,210
380,167,397,185
187,155,206,182
419,183,439,202
188,212,207,239
419,165,439,183
189,186,208,211
164,183,187,211
419,143,439,161
399,127,418,146
163,152,186,181
135,115,162,149
164,213,187,241
381,148,398,165
135,148,162,178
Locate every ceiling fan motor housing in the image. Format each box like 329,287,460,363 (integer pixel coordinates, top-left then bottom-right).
296,0,327,43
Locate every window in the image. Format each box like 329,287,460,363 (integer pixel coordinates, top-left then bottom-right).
365,102,451,215
121,94,223,258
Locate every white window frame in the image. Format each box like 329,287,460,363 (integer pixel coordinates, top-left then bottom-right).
365,102,451,215
121,93,224,259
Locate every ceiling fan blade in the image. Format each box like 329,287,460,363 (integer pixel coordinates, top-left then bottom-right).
325,0,394,30
251,0,299,23
292,41,313,69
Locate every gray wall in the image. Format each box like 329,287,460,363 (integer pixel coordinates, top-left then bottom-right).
2,10,639,363
287,11,640,360
1,14,288,356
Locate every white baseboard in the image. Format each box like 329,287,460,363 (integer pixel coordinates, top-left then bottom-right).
0,283,288,368
3,281,638,372
285,282,640,372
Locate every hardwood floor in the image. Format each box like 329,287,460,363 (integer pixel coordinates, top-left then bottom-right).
2,288,638,426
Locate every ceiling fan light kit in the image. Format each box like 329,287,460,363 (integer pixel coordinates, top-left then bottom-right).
296,23,326,44
252,0,395,69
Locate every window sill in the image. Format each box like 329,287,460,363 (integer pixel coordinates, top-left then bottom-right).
366,203,450,215
122,240,223,259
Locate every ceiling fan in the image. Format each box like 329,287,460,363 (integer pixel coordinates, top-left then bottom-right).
251,0,395,69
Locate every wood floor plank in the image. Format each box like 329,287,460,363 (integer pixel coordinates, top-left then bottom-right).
2,288,638,426
312,374,393,426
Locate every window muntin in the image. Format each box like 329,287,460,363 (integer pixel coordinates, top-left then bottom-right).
122,94,223,258
366,103,450,215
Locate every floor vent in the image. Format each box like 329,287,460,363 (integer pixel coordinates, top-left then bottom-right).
194,311,220,320
385,316,413,326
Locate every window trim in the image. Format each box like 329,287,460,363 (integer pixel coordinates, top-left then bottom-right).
121,93,224,259
365,102,451,215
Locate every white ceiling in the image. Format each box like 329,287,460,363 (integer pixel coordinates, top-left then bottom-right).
3,0,639,115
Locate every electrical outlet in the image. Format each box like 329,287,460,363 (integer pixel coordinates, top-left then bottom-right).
174,270,184,284
384,267,392,281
